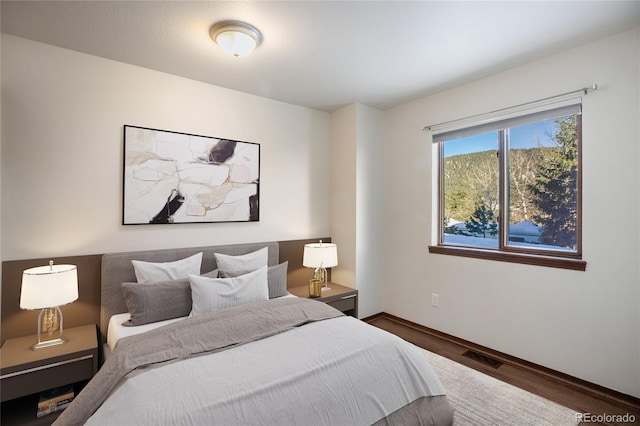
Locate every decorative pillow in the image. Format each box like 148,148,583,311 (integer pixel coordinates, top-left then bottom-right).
122,269,217,326
220,261,288,299
132,252,203,283
214,247,268,277
189,266,268,316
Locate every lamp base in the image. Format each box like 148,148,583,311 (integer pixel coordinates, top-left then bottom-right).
33,306,66,350
33,337,66,350
314,267,331,291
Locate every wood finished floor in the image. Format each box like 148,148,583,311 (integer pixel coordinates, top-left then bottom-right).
365,314,640,426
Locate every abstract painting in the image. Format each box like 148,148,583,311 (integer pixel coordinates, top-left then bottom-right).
123,125,259,225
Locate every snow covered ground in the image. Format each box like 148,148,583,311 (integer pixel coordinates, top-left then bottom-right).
443,233,574,252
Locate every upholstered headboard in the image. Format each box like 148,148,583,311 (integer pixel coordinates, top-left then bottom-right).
99,241,280,337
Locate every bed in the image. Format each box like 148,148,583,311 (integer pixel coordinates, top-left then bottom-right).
54,241,454,425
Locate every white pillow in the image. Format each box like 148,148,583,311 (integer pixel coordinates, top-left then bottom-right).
189,265,268,316
214,247,268,277
132,252,203,283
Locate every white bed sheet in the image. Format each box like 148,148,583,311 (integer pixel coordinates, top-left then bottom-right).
89,316,446,426
106,313,184,352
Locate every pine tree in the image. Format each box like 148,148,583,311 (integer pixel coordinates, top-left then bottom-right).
465,203,498,238
528,116,579,248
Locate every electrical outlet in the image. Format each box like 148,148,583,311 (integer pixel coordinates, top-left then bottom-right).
431,293,440,307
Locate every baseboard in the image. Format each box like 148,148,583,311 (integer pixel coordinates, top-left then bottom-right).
364,312,640,413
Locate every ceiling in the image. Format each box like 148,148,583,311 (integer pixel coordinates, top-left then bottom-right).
2,1,639,112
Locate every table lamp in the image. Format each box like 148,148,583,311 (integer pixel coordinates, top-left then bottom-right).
20,261,78,350
303,241,338,291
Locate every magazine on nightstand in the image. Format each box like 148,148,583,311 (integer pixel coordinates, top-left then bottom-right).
37,384,74,417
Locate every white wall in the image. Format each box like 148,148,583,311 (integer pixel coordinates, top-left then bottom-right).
1,34,331,261
330,103,384,318
355,104,384,317
383,28,640,397
330,104,357,289
0,20,3,320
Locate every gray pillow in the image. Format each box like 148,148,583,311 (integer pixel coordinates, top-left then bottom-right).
122,269,218,326
219,261,288,299
267,261,288,298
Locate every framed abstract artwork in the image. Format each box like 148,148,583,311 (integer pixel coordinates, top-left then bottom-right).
123,125,260,225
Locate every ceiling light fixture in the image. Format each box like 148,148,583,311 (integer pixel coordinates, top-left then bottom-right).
210,20,263,58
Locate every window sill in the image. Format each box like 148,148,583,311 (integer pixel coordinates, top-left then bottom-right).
428,245,586,271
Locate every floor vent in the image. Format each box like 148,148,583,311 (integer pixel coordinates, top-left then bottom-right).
462,350,504,369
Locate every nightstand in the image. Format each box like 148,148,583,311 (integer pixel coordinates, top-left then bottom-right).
289,282,358,317
1,324,98,425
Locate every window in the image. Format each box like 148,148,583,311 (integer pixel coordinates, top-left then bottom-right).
429,103,586,271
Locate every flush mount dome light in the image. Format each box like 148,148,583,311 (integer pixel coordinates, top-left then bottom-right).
210,20,263,58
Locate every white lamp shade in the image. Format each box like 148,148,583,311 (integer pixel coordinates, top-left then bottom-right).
20,264,78,309
303,243,338,268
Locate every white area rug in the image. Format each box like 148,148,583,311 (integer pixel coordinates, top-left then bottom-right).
421,349,580,425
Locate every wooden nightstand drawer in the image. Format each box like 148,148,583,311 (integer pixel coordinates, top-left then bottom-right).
326,294,356,313
0,324,98,406
1,354,94,402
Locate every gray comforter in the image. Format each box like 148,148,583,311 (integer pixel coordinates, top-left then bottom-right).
55,298,452,425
